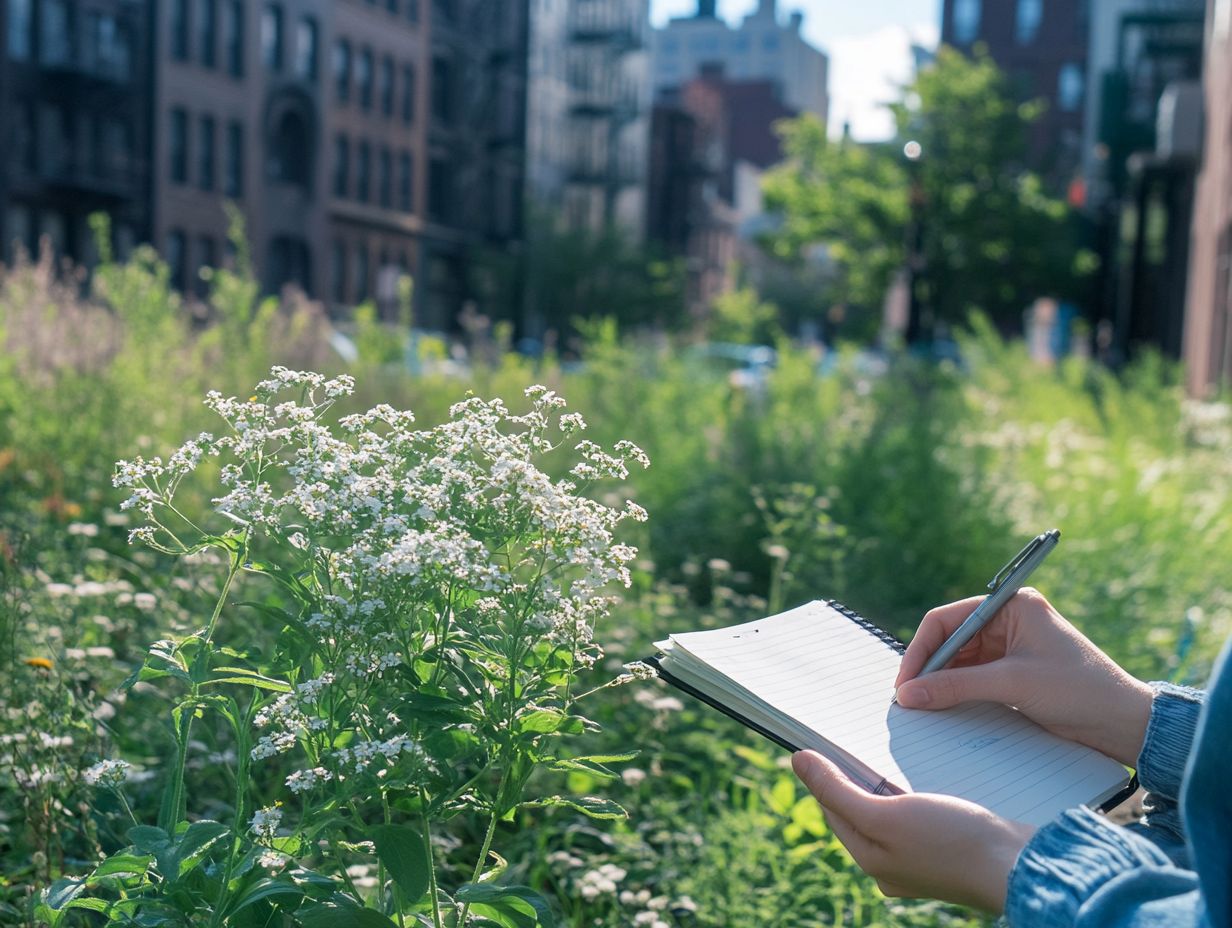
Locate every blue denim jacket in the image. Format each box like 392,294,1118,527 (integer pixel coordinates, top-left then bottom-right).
1004,636,1231,926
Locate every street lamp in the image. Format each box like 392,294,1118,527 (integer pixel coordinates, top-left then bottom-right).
903,140,927,346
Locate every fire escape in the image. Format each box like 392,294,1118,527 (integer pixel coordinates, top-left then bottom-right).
565,0,647,231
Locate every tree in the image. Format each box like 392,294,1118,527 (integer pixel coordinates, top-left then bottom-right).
762,47,1096,337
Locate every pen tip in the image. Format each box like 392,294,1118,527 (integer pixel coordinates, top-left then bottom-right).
890,688,899,706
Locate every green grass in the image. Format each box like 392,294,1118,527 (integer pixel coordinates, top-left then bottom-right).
1,246,1229,926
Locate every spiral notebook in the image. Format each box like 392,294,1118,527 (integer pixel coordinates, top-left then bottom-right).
649,600,1134,827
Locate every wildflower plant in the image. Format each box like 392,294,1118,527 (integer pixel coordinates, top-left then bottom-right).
43,368,648,927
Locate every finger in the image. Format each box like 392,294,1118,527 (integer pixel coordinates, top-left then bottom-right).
895,662,1017,710
820,805,884,866
792,750,885,825
894,596,986,687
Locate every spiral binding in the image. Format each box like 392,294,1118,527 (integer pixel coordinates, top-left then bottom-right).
826,600,907,654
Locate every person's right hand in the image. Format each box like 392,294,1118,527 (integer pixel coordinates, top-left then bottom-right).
893,588,1154,767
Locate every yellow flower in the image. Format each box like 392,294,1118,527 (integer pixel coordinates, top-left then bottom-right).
24,657,53,670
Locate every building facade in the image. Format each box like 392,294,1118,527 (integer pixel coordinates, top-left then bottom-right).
1,0,152,264
941,0,1090,190
652,0,827,125
1183,0,1232,393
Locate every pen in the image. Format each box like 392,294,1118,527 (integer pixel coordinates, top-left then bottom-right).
892,529,1061,705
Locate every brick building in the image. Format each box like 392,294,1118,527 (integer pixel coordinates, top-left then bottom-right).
1,0,153,263
941,0,1090,190
1183,0,1232,393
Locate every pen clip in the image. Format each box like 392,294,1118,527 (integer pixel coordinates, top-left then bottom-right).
988,533,1047,592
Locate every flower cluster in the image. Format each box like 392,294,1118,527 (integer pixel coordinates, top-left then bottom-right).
117,368,649,829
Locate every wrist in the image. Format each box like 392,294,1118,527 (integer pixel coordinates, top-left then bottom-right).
1109,678,1154,767
983,818,1035,913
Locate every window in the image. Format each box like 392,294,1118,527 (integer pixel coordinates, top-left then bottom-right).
402,64,416,124
167,230,187,291
40,0,71,64
331,240,347,303
386,0,398,12
1057,62,1084,112
428,156,451,222
433,0,455,25
378,147,392,207
268,111,310,189
333,39,351,101
170,108,189,183
355,247,369,302
431,55,451,123
761,33,779,51
262,3,283,71
12,104,34,173
197,235,217,296
100,117,129,176
225,121,244,196
358,47,373,109
295,15,317,79
1015,0,1043,45
199,115,216,190
952,0,981,44
5,205,34,259
7,0,33,60
380,56,394,116
200,0,217,66
357,141,370,201
171,0,190,61
88,13,131,79
333,134,350,197
398,151,413,211
224,0,244,76
406,0,420,23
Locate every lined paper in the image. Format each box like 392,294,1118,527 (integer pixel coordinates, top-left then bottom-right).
662,601,1128,827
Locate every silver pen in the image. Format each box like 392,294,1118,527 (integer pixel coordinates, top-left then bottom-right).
893,529,1061,704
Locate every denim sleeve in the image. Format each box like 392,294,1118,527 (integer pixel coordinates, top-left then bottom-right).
1132,682,1206,854
1005,807,1206,927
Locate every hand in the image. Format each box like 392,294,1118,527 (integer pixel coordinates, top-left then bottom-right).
893,588,1154,766
792,750,1034,912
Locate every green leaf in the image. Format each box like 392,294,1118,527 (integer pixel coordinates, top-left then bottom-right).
41,877,85,911
515,709,567,734
205,667,293,693
297,903,398,928
172,820,231,875
93,853,153,877
64,897,112,915
228,877,306,916
127,825,172,854
456,884,556,928
370,823,430,904
519,795,627,820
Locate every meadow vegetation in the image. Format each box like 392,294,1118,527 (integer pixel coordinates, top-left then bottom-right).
1,241,1229,927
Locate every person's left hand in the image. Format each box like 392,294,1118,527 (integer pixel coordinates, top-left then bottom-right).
792,751,1036,913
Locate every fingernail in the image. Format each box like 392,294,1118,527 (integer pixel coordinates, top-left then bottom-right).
897,682,930,708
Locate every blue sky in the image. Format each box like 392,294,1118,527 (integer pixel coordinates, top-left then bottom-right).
649,0,942,140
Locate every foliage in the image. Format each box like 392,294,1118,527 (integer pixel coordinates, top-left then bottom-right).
763,47,1096,329
1,244,1230,927
707,284,781,346
477,218,688,339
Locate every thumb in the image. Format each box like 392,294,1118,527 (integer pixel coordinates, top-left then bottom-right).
792,750,881,818
896,663,1012,710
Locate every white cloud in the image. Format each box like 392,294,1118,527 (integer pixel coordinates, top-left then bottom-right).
826,23,938,142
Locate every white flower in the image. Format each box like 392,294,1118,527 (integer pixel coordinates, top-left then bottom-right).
83,759,131,789
249,805,283,842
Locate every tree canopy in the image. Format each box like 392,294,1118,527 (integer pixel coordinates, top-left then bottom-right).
762,46,1096,335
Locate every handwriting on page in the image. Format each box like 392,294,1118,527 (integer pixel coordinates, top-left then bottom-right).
670,601,1124,826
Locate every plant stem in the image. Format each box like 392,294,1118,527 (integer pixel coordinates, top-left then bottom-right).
457,803,501,926
160,546,242,832
420,798,444,928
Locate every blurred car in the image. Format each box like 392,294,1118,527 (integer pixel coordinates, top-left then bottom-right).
684,342,778,390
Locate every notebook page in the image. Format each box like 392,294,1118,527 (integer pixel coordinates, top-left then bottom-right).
668,601,1127,827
